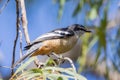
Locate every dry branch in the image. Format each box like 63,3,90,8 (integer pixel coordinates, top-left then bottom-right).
11,0,20,75
20,0,30,44
11,0,30,75
19,29,23,58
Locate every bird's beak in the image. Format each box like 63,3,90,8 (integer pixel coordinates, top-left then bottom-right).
85,29,92,33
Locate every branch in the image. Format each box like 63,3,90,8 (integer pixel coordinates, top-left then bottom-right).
0,0,10,14
19,29,23,58
11,0,20,75
51,53,77,73
0,65,14,69
64,57,77,73
20,0,30,44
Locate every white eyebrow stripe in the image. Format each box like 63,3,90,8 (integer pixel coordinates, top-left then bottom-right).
54,30,70,34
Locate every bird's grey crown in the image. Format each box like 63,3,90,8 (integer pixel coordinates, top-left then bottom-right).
68,24,86,31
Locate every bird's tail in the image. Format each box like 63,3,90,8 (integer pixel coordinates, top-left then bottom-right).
13,49,37,68
13,42,43,68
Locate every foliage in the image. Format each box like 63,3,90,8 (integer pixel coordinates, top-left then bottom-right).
10,57,87,80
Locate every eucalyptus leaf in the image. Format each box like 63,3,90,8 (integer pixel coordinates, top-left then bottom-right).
88,6,98,20
72,0,84,16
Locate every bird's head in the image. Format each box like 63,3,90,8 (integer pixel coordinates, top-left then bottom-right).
68,24,91,37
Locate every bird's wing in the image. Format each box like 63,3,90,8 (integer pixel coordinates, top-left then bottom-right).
24,28,74,50
33,28,74,42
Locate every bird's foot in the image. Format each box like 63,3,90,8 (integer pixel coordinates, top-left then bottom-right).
51,53,65,65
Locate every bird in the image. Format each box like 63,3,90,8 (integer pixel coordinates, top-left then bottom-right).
13,24,91,67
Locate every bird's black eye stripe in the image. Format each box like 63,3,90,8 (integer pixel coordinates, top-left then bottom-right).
74,27,87,31
79,28,87,32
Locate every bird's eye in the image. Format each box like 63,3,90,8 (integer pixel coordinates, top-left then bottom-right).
74,27,81,31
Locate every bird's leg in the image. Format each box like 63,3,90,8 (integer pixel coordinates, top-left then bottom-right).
51,53,77,73
51,53,65,65
47,54,51,57
51,53,63,58
34,58,45,68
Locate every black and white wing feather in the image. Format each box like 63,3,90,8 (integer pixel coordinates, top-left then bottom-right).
24,28,74,50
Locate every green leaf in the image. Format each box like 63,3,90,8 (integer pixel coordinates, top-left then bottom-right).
25,73,42,80
46,58,57,66
72,0,84,16
88,6,98,20
15,57,36,74
78,33,91,72
11,57,36,79
94,5,109,66
18,71,33,77
47,73,73,79
57,77,63,80
58,0,66,19
31,68,43,74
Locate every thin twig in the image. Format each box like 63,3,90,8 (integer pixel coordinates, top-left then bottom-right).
63,57,77,73
63,57,77,80
51,53,77,80
20,0,30,44
19,29,24,74
11,0,20,75
19,29,23,58
19,30,23,74
51,53,77,72
0,0,10,14
11,0,30,76
0,66,15,69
